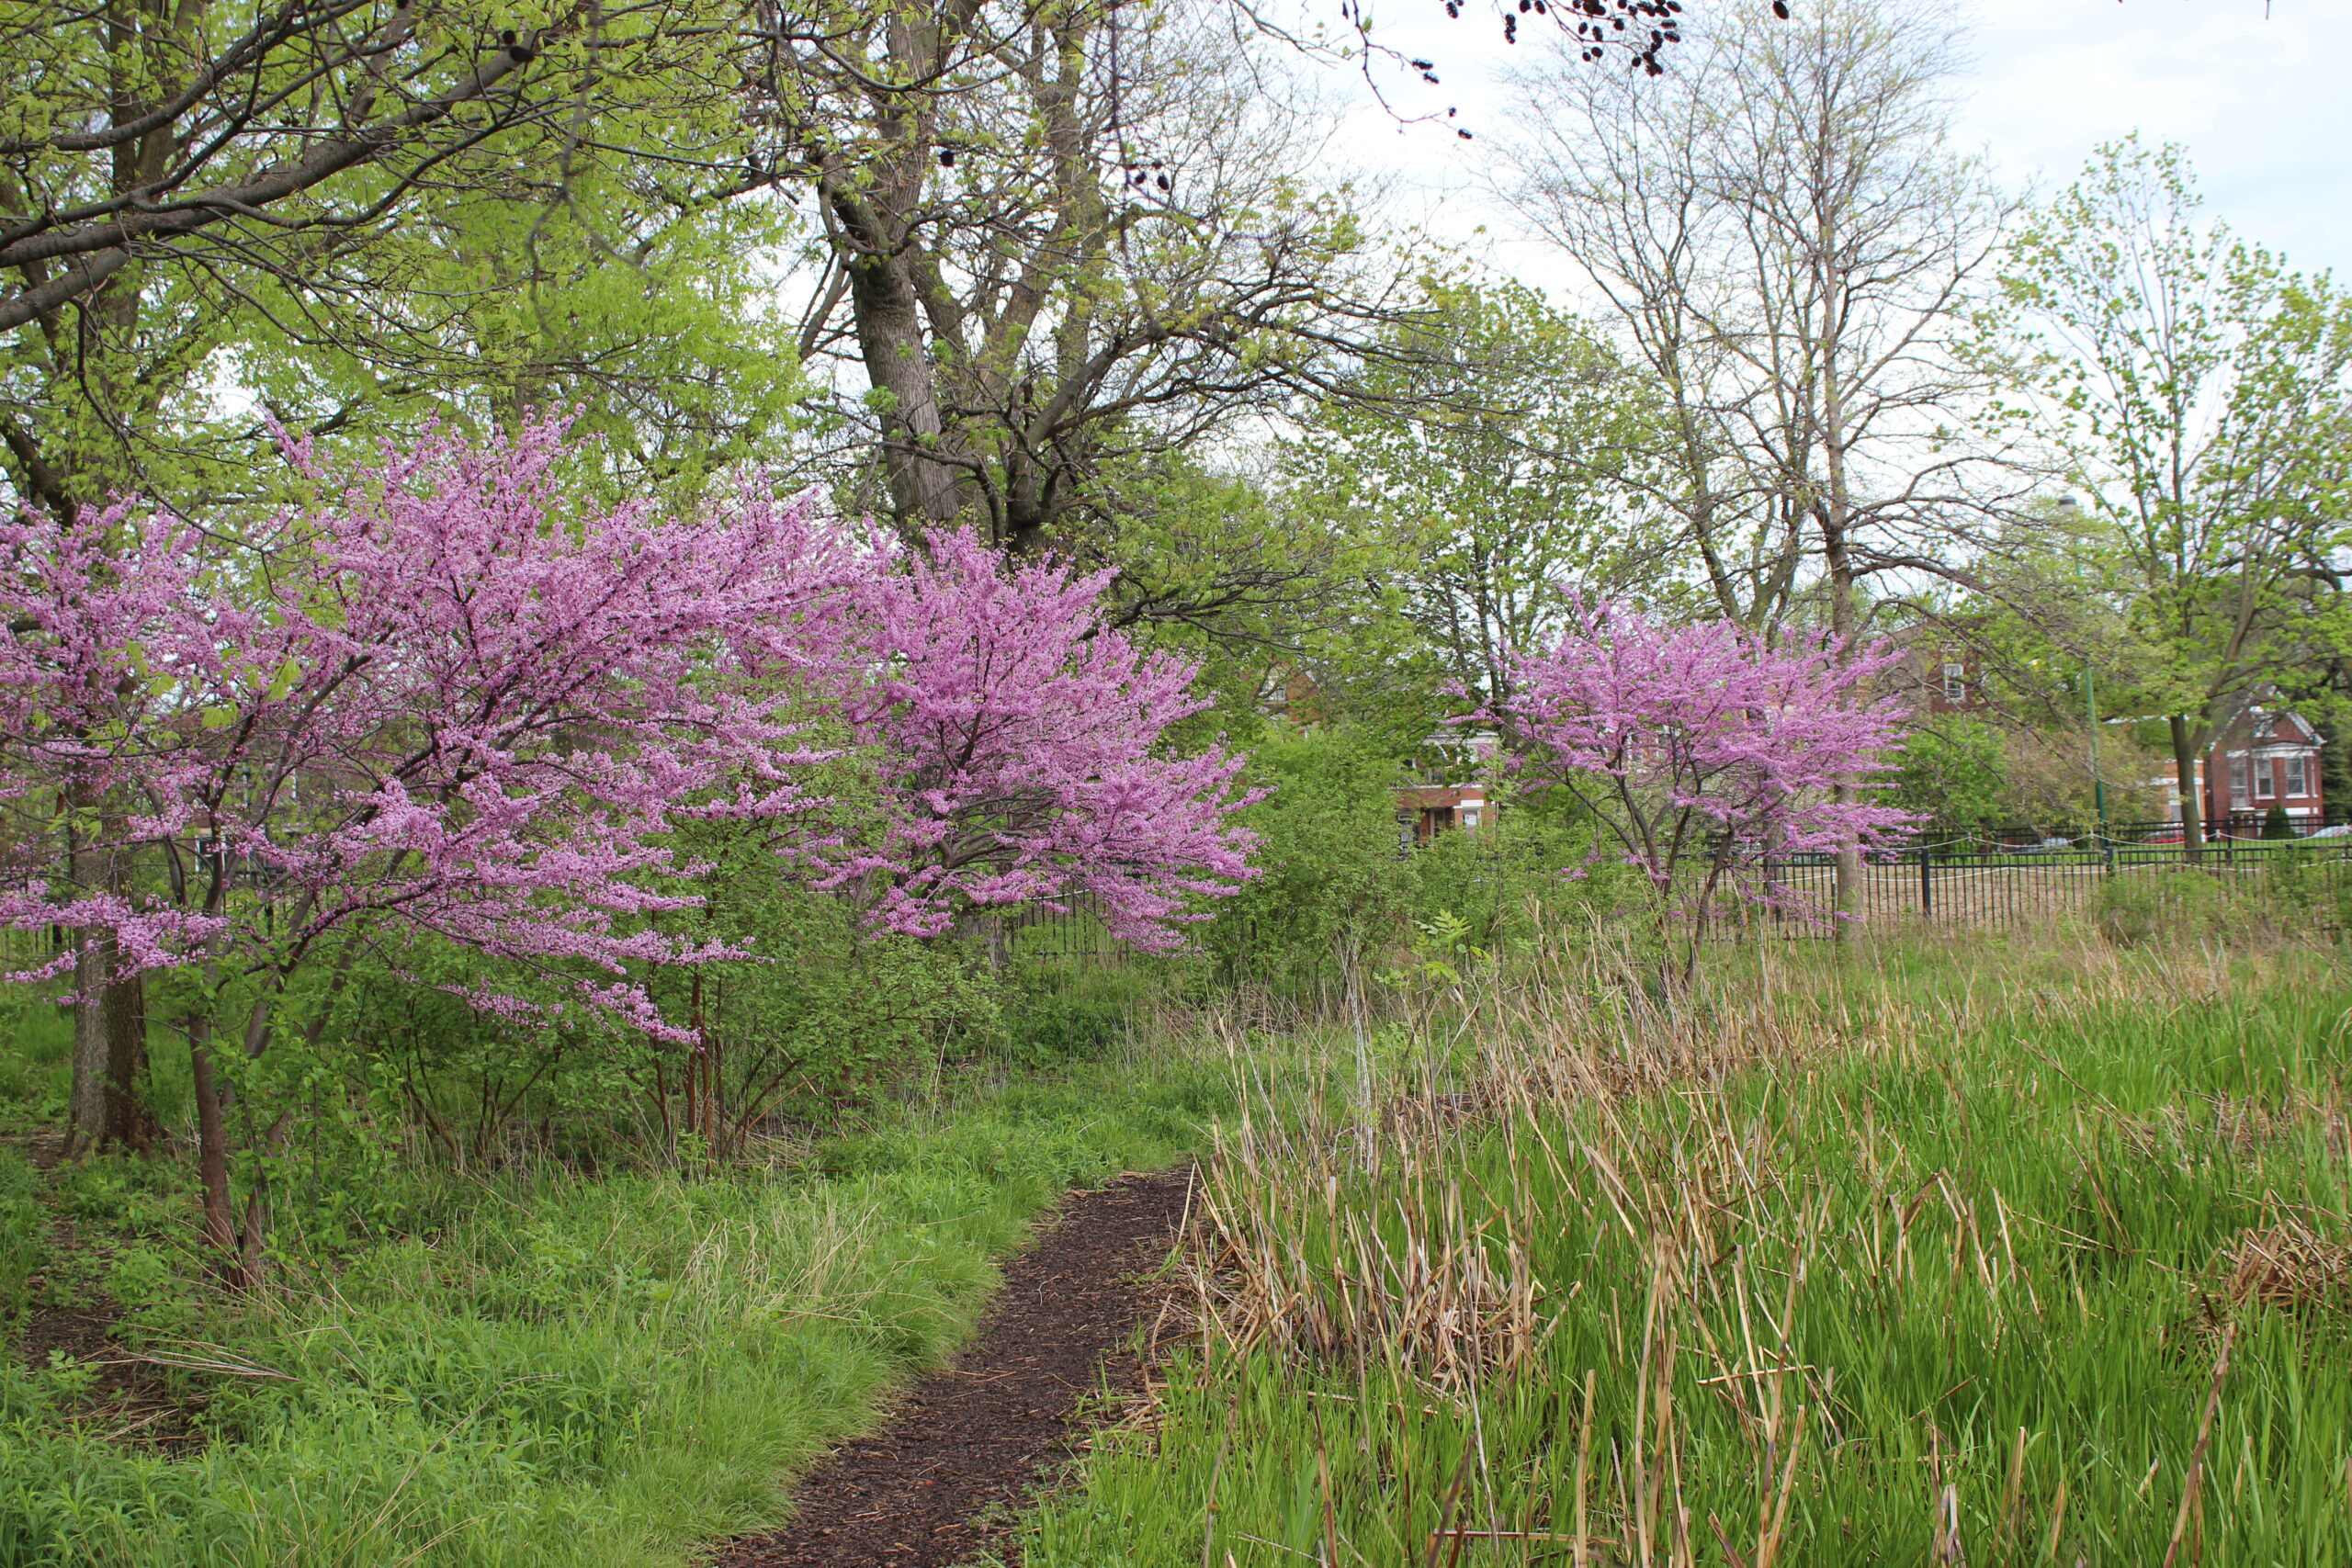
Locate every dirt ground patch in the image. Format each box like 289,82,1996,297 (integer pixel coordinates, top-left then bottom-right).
710,1166,1193,1568
8,1133,209,1452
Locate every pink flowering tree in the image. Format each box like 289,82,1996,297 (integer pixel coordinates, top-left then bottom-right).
0,431,1261,1269
0,423,858,1269
1485,601,1914,974
816,527,1259,951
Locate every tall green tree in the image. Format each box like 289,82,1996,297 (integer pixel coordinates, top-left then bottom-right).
0,0,797,512
1283,278,1671,709
1996,139,2352,848
748,0,1411,578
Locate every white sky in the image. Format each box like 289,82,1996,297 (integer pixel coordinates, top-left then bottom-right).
1320,0,2352,286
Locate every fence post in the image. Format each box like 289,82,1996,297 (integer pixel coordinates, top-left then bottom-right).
1918,841,1933,918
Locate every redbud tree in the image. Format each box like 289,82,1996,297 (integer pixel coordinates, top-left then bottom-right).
0,427,863,1264
819,527,1258,950
0,425,1256,1270
1485,601,1913,973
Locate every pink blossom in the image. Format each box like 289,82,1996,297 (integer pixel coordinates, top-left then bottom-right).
0,421,860,1034
814,527,1259,950
0,425,1258,1039
1485,600,1915,930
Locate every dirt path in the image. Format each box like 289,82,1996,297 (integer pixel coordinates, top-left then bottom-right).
710,1166,1194,1568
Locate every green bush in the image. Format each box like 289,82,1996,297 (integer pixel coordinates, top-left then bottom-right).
2262,804,2294,840
2091,868,2233,946
1401,800,1607,956
1890,716,2008,832
991,964,1165,1066
1202,728,1615,994
2088,855,2349,947
0,1149,40,1324
1204,728,1415,989
0,1000,71,1116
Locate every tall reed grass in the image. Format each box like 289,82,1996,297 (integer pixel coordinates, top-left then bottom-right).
1030,933,2352,1566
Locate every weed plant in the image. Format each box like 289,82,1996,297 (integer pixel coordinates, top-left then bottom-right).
1029,933,2352,1567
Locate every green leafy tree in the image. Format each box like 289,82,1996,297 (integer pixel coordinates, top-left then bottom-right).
1283,278,1672,708
0,0,796,512
1996,139,2352,848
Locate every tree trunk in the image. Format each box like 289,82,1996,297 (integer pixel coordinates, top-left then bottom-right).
187,1022,238,1269
2169,715,2207,852
65,936,108,1156
64,823,151,1156
99,968,150,1148
1820,490,1860,940
836,215,966,531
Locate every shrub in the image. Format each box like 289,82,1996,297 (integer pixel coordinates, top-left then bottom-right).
2092,869,2233,946
991,965,1164,1066
1204,729,1414,990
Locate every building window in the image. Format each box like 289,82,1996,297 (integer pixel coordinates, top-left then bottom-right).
2256,761,2276,799
1941,661,1966,702
2231,759,2251,806
2287,756,2309,797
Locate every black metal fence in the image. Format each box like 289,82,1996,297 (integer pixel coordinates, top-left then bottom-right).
960,816,2352,966
1758,816,2352,931
987,899,1132,968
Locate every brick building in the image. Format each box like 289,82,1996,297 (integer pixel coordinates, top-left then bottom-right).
2195,700,2327,831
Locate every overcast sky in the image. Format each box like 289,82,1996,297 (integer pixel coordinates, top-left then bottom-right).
1326,0,2352,286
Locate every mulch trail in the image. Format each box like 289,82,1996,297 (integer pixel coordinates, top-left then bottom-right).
711,1166,1195,1568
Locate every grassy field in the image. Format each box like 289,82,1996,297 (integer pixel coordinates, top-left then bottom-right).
7,929,2348,1567
1026,935,2352,1567
0,1027,1229,1568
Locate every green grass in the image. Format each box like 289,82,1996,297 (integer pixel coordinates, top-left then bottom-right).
1026,940,2352,1566
0,1045,1231,1567
0,1149,39,1322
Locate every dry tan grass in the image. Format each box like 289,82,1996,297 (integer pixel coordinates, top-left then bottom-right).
2219,1214,2352,1315
1184,1098,1545,1392
1177,931,2332,1398
2119,1093,2352,1164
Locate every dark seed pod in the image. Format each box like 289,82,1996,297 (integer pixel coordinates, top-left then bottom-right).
1773,0,1790,16
939,148,955,165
